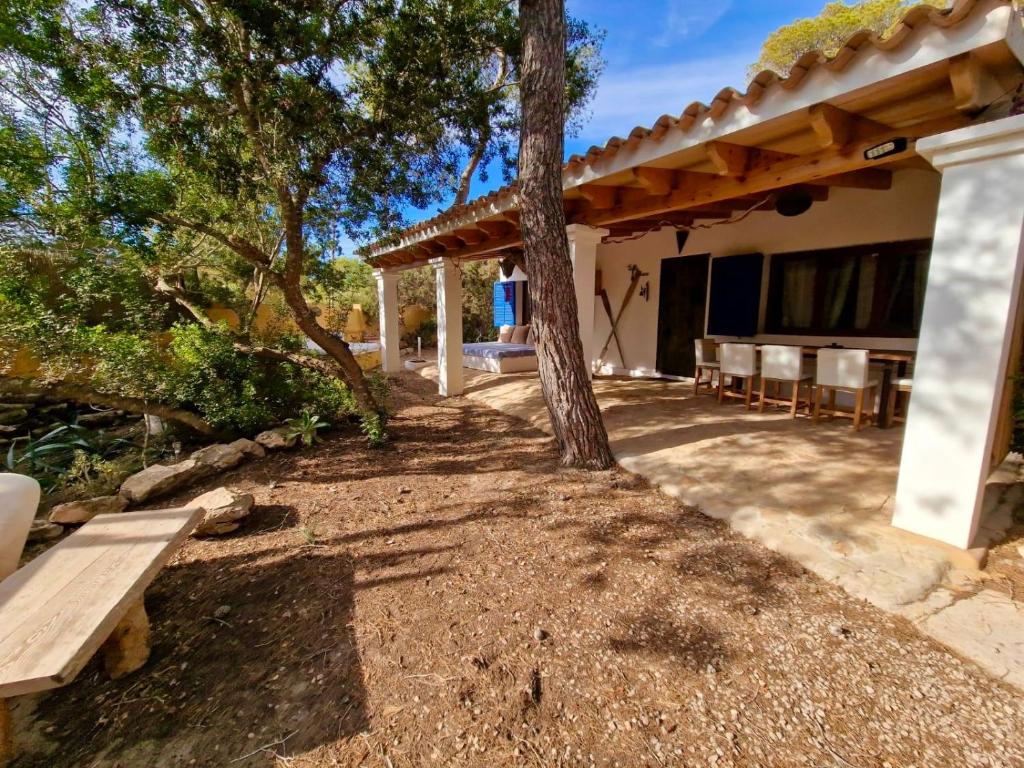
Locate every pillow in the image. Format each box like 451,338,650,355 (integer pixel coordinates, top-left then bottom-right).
510,324,529,344
497,324,513,343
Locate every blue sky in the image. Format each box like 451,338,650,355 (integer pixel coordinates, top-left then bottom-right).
357,1,830,252
561,0,827,157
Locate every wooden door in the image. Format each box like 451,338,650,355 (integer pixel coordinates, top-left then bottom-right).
656,254,710,377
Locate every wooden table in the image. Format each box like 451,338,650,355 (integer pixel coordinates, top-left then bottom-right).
714,343,914,428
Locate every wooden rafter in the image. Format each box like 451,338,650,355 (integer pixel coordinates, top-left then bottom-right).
578,184,618,209
631,167,675,195
476,220,512,238
435,234,463,250
949,52,1005,112
808,103,890,149
454,228,485,245
706,141,749,176
581,122,936,227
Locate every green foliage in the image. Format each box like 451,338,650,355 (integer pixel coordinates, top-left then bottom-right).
5,421,137,494
360,370,391,446
749,0,948,78
285,411,331,447
397,260,499,344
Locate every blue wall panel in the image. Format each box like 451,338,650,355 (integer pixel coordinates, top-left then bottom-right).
493,282,516,327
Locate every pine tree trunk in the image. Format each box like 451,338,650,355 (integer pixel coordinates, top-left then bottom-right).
518,0,614,470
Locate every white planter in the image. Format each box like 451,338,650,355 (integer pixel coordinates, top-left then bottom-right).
0,473,40,580
404,359,430,371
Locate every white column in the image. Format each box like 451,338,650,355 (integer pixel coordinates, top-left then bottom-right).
431,256,463,396
892,114,1024,549
565,224,609,377
373,268,401,374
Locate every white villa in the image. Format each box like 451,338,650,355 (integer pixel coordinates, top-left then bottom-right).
368,0,1024,556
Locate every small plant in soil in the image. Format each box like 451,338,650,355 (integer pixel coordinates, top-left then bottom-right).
285,411,330,447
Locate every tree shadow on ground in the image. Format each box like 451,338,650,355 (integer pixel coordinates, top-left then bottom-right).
15,545,372,766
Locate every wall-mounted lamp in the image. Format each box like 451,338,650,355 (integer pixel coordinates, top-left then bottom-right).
863,137,907,161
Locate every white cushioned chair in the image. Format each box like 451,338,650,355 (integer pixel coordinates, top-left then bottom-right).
813,348,880,430
693,339,720,396
758,344,813,417
718,343,759,409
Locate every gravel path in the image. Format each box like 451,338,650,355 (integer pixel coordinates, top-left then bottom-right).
15,373,1023,767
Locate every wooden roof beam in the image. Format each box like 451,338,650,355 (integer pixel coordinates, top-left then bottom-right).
585,120,938,227
454,228,485,245
630,167,675,196
808,103,890,149
435,234,463,250
432,231,523,261
476,220,513,238
706,141,750,177
577,184,619,209
949,52,1006,113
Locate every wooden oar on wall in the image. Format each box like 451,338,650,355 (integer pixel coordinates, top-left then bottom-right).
597,264,648,369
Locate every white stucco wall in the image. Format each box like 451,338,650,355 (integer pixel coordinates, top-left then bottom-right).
592,169,942,376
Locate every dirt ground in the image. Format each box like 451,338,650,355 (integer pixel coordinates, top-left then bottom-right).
11,372,1024,767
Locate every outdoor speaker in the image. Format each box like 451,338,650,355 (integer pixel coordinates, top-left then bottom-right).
775,189,813,217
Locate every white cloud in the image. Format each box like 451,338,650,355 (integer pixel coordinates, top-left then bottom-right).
655,1,733,47
577,53,754,143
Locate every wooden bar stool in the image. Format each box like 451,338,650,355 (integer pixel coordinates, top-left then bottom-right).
886,376,913,424
718,343,759,409
813,348,880,431
758,344,813,417
693,338,720,396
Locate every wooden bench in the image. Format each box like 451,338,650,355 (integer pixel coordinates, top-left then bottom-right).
0,506,204,766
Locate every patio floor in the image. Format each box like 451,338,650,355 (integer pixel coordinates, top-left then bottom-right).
411,359,1024,689
413,360,1018,611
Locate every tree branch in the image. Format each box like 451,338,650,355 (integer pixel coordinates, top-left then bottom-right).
0,378,216,436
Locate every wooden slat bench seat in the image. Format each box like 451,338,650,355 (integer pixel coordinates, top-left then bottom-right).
0,506,203,765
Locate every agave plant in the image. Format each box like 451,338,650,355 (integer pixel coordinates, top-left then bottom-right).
4,420,135,492
284,411,330,447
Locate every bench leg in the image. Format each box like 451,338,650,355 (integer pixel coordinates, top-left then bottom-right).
1,698,12,768
102,599,151,680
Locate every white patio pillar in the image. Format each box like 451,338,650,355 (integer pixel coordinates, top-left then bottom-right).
566,224,609,377
373,268,401,374
430,256,463,396
892,114,1024,549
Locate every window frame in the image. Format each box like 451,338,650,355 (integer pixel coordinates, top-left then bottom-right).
764,239,932,338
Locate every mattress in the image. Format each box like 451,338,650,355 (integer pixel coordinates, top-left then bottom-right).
462,342,537,359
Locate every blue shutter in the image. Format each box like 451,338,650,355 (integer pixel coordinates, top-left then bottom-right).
493,282,516,327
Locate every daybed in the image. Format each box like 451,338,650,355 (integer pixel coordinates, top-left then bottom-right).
462,341,538,373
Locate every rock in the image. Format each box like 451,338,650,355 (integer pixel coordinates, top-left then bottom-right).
533,627,549,642
214,605,232,619
119,459,212,504
0,409,28,426
190,487,255,536
27,519,63,543
190,442,247,472
828,623,851,638
77,410,120,428
228,438,265,460
49,494,128,524
255,427,297,450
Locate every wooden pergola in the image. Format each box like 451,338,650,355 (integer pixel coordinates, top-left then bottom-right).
367,0,1024,271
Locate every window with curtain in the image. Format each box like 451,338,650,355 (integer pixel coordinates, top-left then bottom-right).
765,240,931,337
